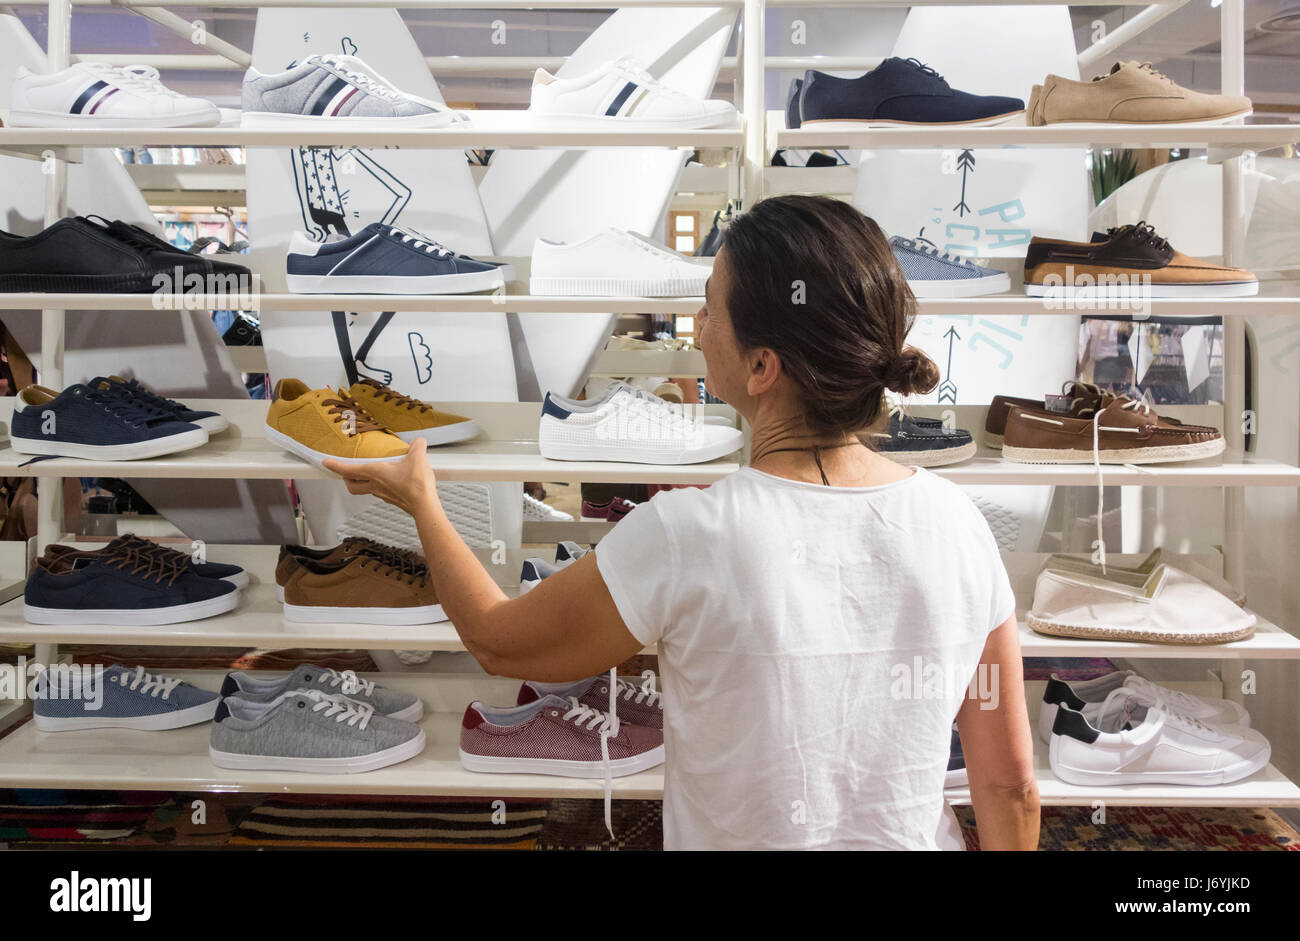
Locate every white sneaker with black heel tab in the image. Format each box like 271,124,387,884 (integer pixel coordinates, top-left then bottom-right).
531,230,711,297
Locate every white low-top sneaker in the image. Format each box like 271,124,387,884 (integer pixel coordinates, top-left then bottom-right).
1049,686,1271,787
531,229,710,297
527,56,737,129
1038,670,1250,744
242,54,462,128
10,63,220,128
539,385,743,465
522,492,573,523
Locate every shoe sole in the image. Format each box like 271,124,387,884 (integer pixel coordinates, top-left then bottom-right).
8,109,220,128
222,571,249,590
1026,281,1259,298
882,440,977,467
907,272,1011,298
801,110,1025,130
1050,745,1269,787
1027,612,1256,645
520,112,736,129
395,421,480,446
983,431,1005,450
1003,437,1224,464
282,601,448,625
210,729,426,774
389,701,424,722
264,425,407,467
458,744,665,777
34,698,219,732
287,267,512,295
24,589,239,625
194,414,230,434
539,436,743,465
530,276,707,297
10,427,209,461
240,112,456,129
1040,109,1253,128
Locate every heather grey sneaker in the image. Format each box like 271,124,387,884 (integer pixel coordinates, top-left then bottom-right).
220,666,423,722
210,689,424,773
518,675,663,729
241,54,461,128
34,664,218,732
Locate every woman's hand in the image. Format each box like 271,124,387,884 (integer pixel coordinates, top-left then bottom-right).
322,438,438,517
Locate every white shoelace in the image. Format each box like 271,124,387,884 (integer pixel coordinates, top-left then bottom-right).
1096,688,1212,736
321,668,374,698
617,393,704,438
614,677,661,709
299,689,374,730
1126,677,1210,717
389,226,453,257
311,54,467,124
1088,396,1152,575
563,685,621,838
113,666,181,699
609,56,693,102
85,63,184,99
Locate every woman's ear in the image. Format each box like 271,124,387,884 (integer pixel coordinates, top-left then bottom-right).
746,347,783,397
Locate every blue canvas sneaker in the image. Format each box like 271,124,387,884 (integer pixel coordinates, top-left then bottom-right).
799,58,1024,128
41,535,248,590
868,407,976,467
286,223,513,294
34,664,220,731
891,236,1011,298
91,375,228,434
10,382,208,461
25,543,240,625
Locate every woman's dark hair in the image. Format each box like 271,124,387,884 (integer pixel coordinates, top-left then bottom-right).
719,195,939,436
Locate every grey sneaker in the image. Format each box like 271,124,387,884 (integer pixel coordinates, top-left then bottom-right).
890,235,1010,298
34,664,218,732
241,54,461,128
210,689,425,773
219,666,422,722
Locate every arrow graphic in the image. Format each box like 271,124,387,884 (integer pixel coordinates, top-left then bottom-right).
938,325,961,403
953,149,975,216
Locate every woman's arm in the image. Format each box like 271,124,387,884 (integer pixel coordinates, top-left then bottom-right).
955,615,1040,851
324,442,643,681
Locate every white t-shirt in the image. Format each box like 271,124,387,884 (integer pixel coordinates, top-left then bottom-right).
596,466,1016,851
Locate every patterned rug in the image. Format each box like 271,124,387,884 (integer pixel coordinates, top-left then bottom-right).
1022,658,1116,681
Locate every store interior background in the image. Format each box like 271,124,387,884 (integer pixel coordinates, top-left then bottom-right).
1,1,1299,828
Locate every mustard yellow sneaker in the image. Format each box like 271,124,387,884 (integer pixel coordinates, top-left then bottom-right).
345,378,479,446
265,378,409,465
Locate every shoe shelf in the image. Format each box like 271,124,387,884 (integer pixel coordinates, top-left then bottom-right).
0,400,744,486
0,293,706,315
0,672,1292,806
222,348,705,380
0,122,744,158
775,122,1300,154
522,519,615,544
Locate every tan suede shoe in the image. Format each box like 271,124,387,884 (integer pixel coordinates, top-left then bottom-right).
1029,61,1251,126
345,378,479,446
264,378,408,466
275,538,427,601
1002,395,1223,465
282,554,445,625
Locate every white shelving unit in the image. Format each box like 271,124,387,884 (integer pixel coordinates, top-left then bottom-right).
0,0,1297,824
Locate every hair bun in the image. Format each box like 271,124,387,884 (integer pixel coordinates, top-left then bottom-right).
885,346,940,395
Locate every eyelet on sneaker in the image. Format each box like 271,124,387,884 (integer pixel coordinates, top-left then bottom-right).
297,701,306,709
550,710,559,717
600,686,608,693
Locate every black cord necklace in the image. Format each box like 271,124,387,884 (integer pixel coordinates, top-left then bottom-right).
752,441,864,486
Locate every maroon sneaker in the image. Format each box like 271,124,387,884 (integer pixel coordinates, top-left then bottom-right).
459,695,664,777
579,497,637,522
518,675,663,730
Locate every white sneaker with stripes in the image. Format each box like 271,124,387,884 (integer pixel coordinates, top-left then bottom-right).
527,57,737,129
10,63,220,128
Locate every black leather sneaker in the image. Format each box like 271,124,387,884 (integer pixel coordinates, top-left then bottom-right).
799,57,1024,128
0,216,251,293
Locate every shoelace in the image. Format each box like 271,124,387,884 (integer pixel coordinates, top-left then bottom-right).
614,677,661,709
297,689,374,729
389,226,453,258
609,56,693,101
311,54,467,124
113,535,192,567
903,57,945,83
356,555,429,589
1088,393,1154,574
907,236,968,266
112,378,188,415
1104,220,1171,254
83,63,182,98
563,690,621,837
320,668,375,698
112,665,182,699
82,385,177,429
1096,688,1212,736
356,376,435,413
103,545,190,586
1126,677,1208,718
322,393,386,434
618,392,704,436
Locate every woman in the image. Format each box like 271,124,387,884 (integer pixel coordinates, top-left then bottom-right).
325,195,1039,851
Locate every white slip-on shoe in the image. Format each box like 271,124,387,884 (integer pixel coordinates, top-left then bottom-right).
526,56,737,129
10,62,220,127
531,229,711,297
1038,671,1251,745
1027,563,1256,645
1049,687,1270,787
538,385,743,465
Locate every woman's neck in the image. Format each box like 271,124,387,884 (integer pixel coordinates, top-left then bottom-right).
746,404,911,488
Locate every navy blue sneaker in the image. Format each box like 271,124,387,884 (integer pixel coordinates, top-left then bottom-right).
34,664,219,731
946,727,967,789
799,58,1024,128
867,408,976,467
785,76,804,129
10,383,208,461
42,535,248,590
24,544,240,625
91,375,228,434
890,235,1010,298
286,223,513,294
